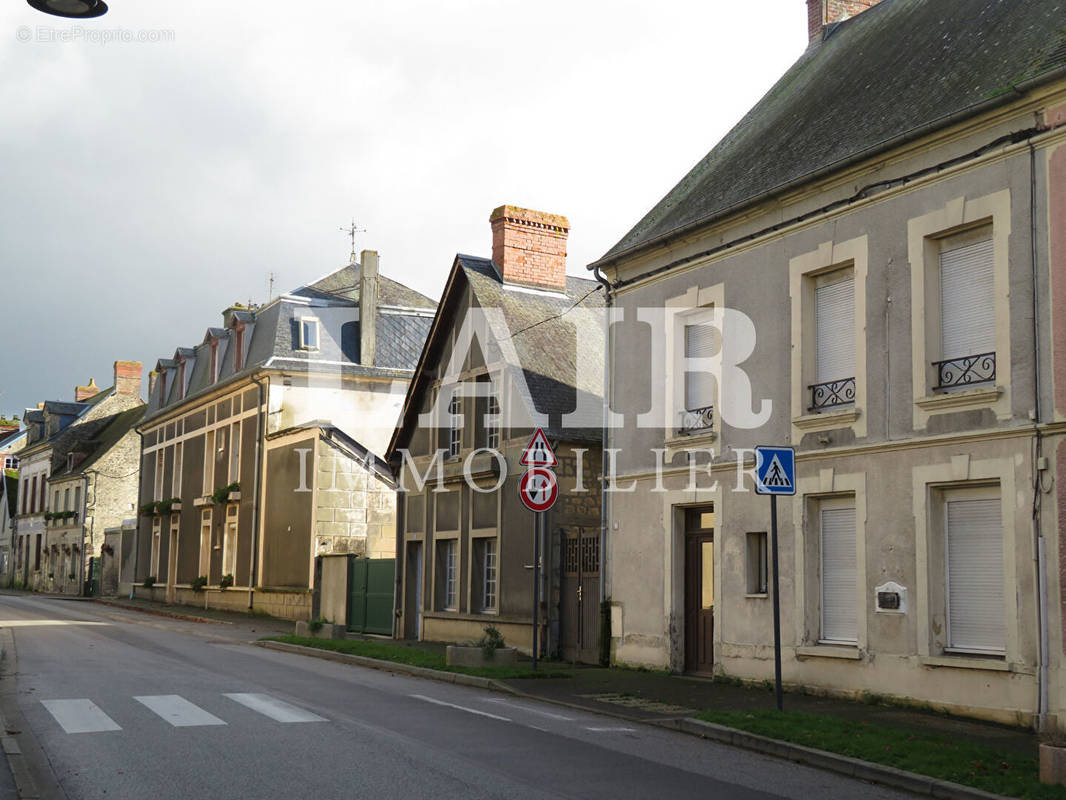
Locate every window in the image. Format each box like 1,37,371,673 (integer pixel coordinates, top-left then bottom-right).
746,532,768,595
811,271,855,411
437,539,457,611
158,370,168,405
73,486,80,516
177,361,186,400
29,476,36,513
155,449,165,501
935,230,995,390
944,490,1005,654
474,538,498,611
234,325,245,371
406,494,425,534
222,504,238,578
298,318,319,350
229,421,241,483
34,534,41,571
448,392,462,458
63,488,70,512
202,430,216,495
199,509,212,578
39,475,45,512
819,500,857,644
209,340,219,383
486,384,500,451
172,441,183,496
680,319,717,433
150,518,161,579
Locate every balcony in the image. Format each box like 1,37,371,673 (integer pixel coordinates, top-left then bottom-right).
808,378,856,412
932,352,996,391
678,405,714,436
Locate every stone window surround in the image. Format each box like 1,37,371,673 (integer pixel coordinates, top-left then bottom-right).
907,190,1012,430
467,483,500,616
789,236,869,439
662,282,725,459
792,469,868,657
912,455,1020,670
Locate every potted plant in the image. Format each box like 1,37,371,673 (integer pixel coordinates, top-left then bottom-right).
190,575,208,592
139,502,159,517
445,626,518,668
219,573,234,590
142,576,156,588
211,482,241,506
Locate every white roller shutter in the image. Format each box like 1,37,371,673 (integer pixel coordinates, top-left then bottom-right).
940,237,995,361
815,276,855,385
684,323,717,411
820,506,857,644
946,497,1005,653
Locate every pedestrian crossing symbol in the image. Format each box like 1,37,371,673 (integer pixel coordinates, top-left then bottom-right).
755,446,796,496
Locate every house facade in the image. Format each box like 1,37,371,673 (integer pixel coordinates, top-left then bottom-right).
591,0,1066,729
14,363,145,593
388,206,605,660
134,253,434,620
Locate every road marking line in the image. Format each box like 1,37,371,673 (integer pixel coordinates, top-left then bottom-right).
0,620,111,627
41,700,121,734
223,693,327,723
134,695,226,727
482,699,575,720
410,695,511,721
584,726,637,732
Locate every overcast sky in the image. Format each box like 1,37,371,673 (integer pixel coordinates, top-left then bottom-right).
0,0,804,418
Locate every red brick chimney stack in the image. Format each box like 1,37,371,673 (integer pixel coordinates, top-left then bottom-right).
114,361,143,398
808,0,882,45
490,205,569,293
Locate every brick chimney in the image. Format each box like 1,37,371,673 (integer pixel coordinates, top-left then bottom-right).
74,378,100,403
808,0,882,45
359,249,378,367
490,205,569,292
114,361,143,398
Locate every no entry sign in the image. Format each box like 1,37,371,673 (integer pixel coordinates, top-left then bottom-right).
519,467,558,512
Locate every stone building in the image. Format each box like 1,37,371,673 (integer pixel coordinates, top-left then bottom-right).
135,253,434,620
388,206,605,661
14,362,145,593
590,0,1066,729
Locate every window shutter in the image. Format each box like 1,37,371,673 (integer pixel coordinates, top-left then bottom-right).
815,276,855,384
946,497,1004,652
684,323,717,410
820,506,857,643
940,237,994,360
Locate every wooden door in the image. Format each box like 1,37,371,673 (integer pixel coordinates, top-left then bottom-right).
684,508,715,674
561,528,602,663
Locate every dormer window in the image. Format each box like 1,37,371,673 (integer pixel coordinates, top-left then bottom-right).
159,371,168,405
209,340,219,382
234,325,246,371
66,454,74,472
298,318,320,351
177,360,186,400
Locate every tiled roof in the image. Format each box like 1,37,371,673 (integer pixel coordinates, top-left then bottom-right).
597,0,1066,266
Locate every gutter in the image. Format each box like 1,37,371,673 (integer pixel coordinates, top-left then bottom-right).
593,267,612,661
590,64,1066,277
248,374,269,610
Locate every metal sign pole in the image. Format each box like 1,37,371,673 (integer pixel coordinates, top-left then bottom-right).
770,493,783,711
533,511,542,671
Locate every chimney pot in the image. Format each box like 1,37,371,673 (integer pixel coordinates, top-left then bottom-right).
490,205,569,292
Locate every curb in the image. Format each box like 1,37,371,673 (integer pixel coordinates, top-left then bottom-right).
93,599,230,626
669,718,1009,800
257,640,1011,800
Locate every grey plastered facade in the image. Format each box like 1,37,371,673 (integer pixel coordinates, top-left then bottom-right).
592,0,1066,728
134,257,433,620
388,255,604,658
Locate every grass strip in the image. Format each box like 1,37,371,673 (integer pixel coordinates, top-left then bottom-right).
694,709,1063,799
266,635,573,680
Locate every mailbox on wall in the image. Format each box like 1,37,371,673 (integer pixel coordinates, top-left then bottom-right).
875,581,907,614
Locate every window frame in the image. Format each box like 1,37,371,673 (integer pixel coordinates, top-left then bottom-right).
298,317,320,351
745,531,768,596
818,496,859,646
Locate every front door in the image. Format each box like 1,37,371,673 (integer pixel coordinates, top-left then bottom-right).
561,527,602,663
684,507,714,674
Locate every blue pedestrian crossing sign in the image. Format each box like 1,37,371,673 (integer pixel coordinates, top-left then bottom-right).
755,446,796,496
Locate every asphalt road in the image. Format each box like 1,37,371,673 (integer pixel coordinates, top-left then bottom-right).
0,594,915,800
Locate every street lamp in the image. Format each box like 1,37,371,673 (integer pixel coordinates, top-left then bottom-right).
26,0,108,18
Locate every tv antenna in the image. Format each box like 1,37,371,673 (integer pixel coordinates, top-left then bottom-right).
340,219,366,264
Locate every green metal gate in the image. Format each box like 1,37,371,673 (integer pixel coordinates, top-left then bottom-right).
347,557,395,635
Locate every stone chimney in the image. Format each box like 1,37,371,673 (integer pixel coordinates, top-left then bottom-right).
114,361,143,398
359,249,379,367
808,0,882,45
490,205,569,292
74,378,100,403
147,370,158,400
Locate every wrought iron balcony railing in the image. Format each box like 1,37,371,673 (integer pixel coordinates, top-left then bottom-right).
932,352,996,391
678,405,714,435
808,377,856,412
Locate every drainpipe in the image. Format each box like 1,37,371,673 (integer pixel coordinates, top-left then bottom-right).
132,428,145,598
1029,138,1049,730
248,373,268,611
593,266,613,611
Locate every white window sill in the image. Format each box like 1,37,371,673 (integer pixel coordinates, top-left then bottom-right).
796,644,861,660
914,385,1002,412
792,407,860,432
919,654,1011,672
664,429,717,452
745,592,768,599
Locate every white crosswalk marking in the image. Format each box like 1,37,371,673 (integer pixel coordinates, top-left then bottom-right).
41,700,122,734
223,693,326,723
134,695,226,727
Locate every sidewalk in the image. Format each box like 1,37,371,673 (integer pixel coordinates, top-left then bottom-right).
92,595,295,636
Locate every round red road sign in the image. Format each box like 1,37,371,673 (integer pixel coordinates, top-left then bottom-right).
519,467,559,512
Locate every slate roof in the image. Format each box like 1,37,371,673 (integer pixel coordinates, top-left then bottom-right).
48,405,146,479
294,263,437,310
389,255,605,456
0,429,26,451
596,0,1066,267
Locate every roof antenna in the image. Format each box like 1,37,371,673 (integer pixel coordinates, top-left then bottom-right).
268,272,276,301
340,218,366,265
